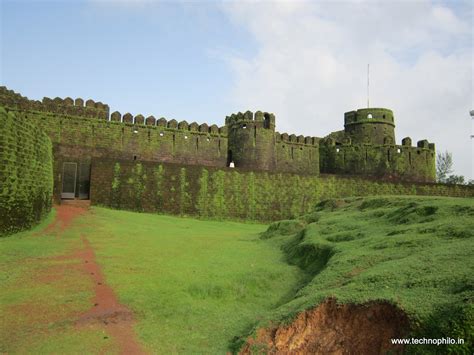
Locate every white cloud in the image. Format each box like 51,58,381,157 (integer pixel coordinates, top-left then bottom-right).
221,0,473,179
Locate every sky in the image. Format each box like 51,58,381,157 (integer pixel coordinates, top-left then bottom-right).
1,0,472,179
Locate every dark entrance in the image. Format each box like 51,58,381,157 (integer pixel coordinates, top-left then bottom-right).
227,150,233,167
61,162,91,200
78,163,91,199
61,162,77,199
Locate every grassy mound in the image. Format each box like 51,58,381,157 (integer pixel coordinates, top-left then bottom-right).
245,196,473,354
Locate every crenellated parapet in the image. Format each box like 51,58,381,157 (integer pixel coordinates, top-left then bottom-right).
0,86,109,120
225,110,275,130
275,132,319,147
344,108,395,126
320,133,436,182
0,86,436,182
225,109,319,174
95,109,227,137
344,108,395,145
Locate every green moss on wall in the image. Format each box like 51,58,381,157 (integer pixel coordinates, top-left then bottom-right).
90,160,474,222
127,163,147,211
154,164,165,211
179,167,190,216
196,169,209,218
111,162,121,208
0,107,53,235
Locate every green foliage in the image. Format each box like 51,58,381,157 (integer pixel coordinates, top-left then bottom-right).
178,167,190,216
260,220,306,239
111,162,121,208
210,170,226,219
244,196,474,354
247,172,256,220
93,161,473,222
0,107,53,235
196,168,209,217
153,164,165,211
436,150,453,183
127,163,147,211
445,174,465,185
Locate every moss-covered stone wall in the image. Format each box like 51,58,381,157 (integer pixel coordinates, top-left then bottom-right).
90,160,472,222
321,108,436,182
275,133,319,174
1,87,229,193
344,108,395,145
0,86,437,186
320,139,436,182
226,111,320,174
0,107,53,235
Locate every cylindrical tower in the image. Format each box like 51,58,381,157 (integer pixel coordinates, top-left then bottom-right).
225,110,276,171
344,108,395,145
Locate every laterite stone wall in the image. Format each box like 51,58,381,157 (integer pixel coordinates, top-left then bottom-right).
90,160,473,222
0,107,53,235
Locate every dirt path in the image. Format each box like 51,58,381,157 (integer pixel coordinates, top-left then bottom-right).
46,204,146,354
75,235,145,354
41,204,88,235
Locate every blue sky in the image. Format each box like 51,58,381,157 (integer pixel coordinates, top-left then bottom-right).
1,0,472,178
1,1,256,123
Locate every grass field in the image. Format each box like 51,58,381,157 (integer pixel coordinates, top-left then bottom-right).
0,206,304,353
1,195,473,354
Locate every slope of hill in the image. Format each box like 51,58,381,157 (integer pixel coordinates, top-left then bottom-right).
239,196,473,354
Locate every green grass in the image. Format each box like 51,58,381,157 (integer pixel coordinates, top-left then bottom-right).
84,209,304,353
0,208,98,353
2,196,473,354
0,207,304,354
252,195,474,354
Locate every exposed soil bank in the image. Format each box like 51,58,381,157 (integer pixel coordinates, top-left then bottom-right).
240,298,410,355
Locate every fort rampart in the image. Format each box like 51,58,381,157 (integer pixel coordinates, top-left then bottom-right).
0,85,452,226
0,107,53,235
90,160,473,222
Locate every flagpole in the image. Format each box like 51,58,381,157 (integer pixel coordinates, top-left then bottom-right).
367,63,370,108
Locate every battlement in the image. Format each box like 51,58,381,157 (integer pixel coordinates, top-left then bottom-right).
344,108,395,127
275,132,319,146
225,110,275,129
109,111,227,136
0,86,109,120
0,86,227,137
0,86,435,182
322,134,434,151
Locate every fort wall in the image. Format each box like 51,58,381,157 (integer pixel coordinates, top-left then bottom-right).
0,86,437,187
320,138,436,182
344,108,395,145
90,160,472,222
0,87,230,202
0,108,53,235
275,132,319,174
226,111,320,174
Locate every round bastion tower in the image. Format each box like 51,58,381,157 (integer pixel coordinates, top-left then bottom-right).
344,108,395,145
225,110,276,171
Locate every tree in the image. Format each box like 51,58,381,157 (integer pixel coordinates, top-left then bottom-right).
436,151,453,183
445,175,465,185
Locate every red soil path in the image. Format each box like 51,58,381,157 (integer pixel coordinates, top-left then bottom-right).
42,204,88,235
45,203,146,354
75,235,145,354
